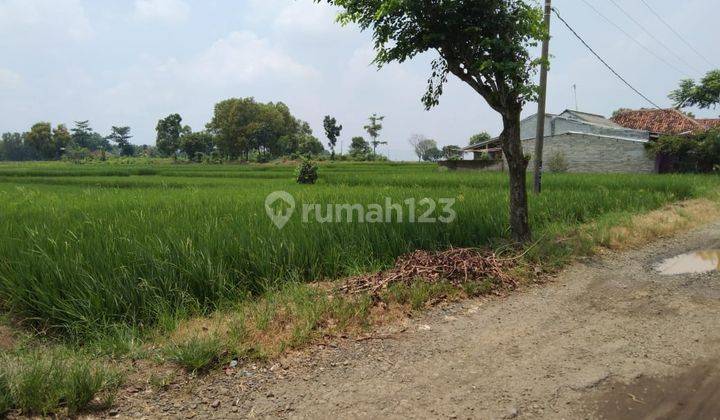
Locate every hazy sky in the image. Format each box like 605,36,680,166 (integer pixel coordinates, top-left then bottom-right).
1,0,718,160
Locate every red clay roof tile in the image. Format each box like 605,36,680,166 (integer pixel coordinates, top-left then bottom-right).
611,108,705,135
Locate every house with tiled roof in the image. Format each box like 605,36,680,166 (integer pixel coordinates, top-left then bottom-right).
611,108,719,137
697,118,720,129
462,109,656,173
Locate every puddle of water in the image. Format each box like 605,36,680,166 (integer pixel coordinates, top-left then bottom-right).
655,250,720,275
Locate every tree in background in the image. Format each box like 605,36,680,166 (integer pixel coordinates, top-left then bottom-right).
207,98,255,159
0,133,34,161
206,98,319,160
670,69,720,109
349,136,371,158
424,144,443,162
180,131,215,162
408,134,434,161
469,132,493,146
156,114,184,157
52,124,72,159
64,121,108,159
25,122,54,159
364,113,386,154
318,0,546,242
71,121,92,149
323,115,343,159
442,145,462,160
409,135,441,162
298,135,325,156
107,126,134,157
70,121,108,151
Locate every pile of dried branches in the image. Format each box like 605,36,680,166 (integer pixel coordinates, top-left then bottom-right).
340,248,518,296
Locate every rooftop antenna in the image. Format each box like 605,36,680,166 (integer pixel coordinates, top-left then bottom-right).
572,84,579,111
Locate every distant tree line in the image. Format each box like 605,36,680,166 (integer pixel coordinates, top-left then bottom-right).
1,97,390,163
0,121,137,161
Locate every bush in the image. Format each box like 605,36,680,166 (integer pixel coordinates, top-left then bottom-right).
295,159,318,184
547,151,569,173
646,130,720,173
254,151,273,164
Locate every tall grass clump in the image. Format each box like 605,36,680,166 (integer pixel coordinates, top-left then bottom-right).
0,161,715,342
0,349,120,416
163,336,225,373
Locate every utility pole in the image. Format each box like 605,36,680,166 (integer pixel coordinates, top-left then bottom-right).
533,0,552,194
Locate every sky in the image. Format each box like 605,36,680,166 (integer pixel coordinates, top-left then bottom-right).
1,0,718,161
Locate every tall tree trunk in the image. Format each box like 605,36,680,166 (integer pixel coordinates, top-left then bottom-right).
499,107,531,243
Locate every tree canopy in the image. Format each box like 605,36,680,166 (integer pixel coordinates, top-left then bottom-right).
349,136,371,158
469,132,493,146
180,131,215,162
70,121,109,151
107,126,134,157
323,116,343,159
364,113,386,154
156,114,185,157
408,135,441,162
206,98,324,160
670,69,720,109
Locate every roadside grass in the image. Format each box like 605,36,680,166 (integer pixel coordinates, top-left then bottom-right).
160,282,377,371
0,347,121,416
526,196,720,271
163,336,224,373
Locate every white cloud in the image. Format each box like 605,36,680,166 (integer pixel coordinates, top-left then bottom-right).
0,68,22,89
100,30,317,115
134,0,190,23
274,0,339,34
0,0,92,43
182,31,317,85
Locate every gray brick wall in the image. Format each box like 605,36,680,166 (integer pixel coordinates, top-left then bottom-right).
521,133,656,173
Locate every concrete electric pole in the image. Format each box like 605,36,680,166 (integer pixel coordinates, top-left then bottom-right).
533,0,552,194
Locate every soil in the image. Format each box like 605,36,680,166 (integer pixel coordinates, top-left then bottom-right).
113,221,720,419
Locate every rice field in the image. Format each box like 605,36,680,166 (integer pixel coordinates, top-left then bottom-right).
0,161,716,340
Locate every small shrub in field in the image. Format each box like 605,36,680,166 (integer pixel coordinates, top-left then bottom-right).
547,151,569,173
164,336,223,373
295,159,318,184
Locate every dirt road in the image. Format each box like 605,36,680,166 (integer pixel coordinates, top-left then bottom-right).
118,222,720,419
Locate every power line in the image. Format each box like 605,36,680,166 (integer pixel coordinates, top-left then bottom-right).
606,0,703,76
638,0,715,68
580,0,691,78
552,7,662,110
